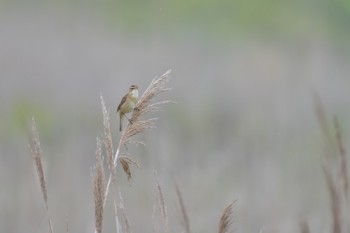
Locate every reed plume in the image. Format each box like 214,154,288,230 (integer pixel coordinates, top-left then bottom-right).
92,138,106,233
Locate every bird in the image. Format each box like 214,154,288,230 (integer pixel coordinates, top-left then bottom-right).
117,84,139,131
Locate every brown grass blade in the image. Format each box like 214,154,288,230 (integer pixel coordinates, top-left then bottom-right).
322,163,341,233
334,116,348,199
65,215,69,233
175,181,190,233
218,201,237,233
31,120,47,205
118,189,132,233
153,170,170,233
313,92,332,149
299,219,311,233
30,117,54,233
314,94,347,233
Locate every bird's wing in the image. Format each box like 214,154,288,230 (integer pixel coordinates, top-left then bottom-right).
117,94,128,112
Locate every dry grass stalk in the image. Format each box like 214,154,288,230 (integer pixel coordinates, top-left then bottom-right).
118,189,132,233
218,201,236,233
322,163,341,233
30,117,54,233
31,118,47,205
153,170,170,233
299,219,311,233
103,69,171,208
65,215,69,233
314,95,348,233
313,92,333,154
92,138,106,233
334,116,348,199
333,116,350,233
151,204,158,233
175,181,190,233
112,189,121,233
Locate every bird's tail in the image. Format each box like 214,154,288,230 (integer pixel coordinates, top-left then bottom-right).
119,114,123,131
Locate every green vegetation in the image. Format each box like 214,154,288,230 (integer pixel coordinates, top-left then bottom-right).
101,0,350,42
3,0,349,42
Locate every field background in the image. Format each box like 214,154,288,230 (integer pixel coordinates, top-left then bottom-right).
1,1,350,233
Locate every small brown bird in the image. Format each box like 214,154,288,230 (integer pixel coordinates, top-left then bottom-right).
117,84,139,131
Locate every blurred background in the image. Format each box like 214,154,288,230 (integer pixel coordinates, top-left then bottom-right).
1,1,350,233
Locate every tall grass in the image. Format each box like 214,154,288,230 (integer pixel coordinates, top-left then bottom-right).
314,94,349,233
29,71,350,233
98,70,172,233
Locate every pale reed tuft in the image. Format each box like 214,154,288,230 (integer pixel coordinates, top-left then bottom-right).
101,95,121,233
119,156,141,182
101,96,116,180
92,138,106,233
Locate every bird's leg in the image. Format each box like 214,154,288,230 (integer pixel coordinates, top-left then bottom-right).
124,115,131,123
124,115,133,124
124,144,129,151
